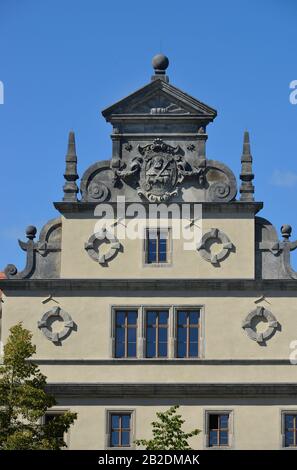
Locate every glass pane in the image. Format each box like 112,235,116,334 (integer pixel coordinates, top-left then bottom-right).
148,230,158,240
116,312,125,326
209,430,217,447
189,311,199,324
111,431,119,447
209,414,219,429
148,239,157,263
147,311,156,325
177,326,186,342
159,311,168,324
115,342,124,358
146,342,156,358
127,312,137,324
111,414,119,428
219,431,228,446
285,414,294,429
285,431,294,446
177,341,186,358
128,327,136,342
158,238,167,262
121,431,130,446
189,327,198,342
147,327,155,342
116,327,124,342
189,341,198,357
146,327,156,341
127,342,136,357
158,341,167,357
177,311,187,325
158,327,167,342
121,415,130,429
220,414,229,428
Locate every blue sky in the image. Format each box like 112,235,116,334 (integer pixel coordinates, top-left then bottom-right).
0,0,297,270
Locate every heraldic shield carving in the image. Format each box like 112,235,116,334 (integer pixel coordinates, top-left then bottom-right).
116,138,203,202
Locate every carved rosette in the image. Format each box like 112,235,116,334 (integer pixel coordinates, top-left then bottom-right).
87,181,109,202
197,228,234,265
38,307,74,343
85,227,122,265
242,306,279,344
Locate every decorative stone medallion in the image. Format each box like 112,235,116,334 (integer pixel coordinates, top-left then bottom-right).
85,227,122,265
38,306,74,343
242,306,279,343
197,228,234,265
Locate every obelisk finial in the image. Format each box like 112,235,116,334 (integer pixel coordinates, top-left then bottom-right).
63,131,79,202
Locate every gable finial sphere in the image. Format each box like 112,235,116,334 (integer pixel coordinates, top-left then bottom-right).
152,53,169,72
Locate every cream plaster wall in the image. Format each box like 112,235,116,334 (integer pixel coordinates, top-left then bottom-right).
2,292,297,384
53,399,297,450
60,213,255,279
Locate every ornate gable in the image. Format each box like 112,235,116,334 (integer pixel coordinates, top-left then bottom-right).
102,79,217,119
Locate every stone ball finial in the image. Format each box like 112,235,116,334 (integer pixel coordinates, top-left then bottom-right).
281,224,292,239
26,225,37,240
152,54,169,72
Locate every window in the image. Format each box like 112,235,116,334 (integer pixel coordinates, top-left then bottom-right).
115,310,137,358
145,229,168,264
283,413,297,447
44,411,66,446
207,413,230,447
176,310,200,358
109,413,132,448
146,310,169,358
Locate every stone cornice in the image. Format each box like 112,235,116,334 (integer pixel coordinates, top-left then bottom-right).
0,278,296,292
45,382,297,398
53,201,263,215
34,358,292,365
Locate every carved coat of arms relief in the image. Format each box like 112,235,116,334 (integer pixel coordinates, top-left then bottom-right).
115,138,203,202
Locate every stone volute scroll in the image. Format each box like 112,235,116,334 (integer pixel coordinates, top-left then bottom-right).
4,219,62,280
85,226,122,266
38,306,75,344
197,228,234,266
242,306,279,344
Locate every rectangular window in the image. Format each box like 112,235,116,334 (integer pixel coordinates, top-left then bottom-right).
146,229,168,264
109,413,132,448
146,310,169,358
284,414,297,447
176,310,200,358
115,310,137,358
44,412,65,444
208,413,230,447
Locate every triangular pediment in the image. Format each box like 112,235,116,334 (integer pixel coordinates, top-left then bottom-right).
102,79,217,119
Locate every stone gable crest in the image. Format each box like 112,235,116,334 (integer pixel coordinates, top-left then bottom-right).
116,138,203,202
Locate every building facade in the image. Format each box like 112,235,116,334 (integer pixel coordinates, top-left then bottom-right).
1,55,297,450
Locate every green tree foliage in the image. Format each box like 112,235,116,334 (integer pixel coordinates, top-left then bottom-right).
135,405,200,450
0,323,77,450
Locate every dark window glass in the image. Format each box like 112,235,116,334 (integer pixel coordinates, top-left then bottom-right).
44,413,64,440
176,310,200,358
146,310,168,358
284,414,297,447
208,413,229,447
110,413,131,447
146,229,168,264
115,310,137,358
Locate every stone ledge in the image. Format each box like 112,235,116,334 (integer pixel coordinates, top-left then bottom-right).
45,382,297,398
53,201,263,214
0,278,296,292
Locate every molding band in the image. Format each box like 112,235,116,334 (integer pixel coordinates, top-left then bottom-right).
45,382,297,398
1,278,297,292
